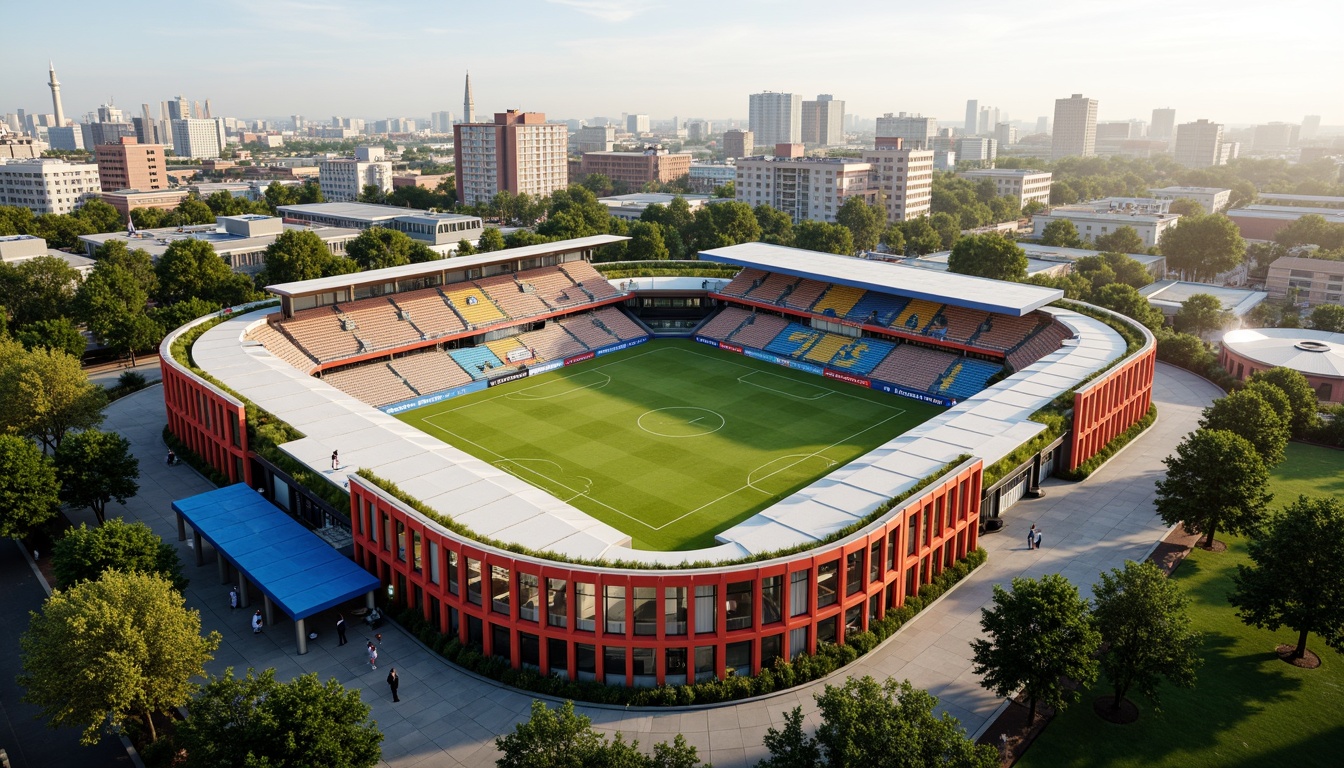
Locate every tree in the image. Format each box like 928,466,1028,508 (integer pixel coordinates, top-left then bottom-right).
15,317,86,358
1200,388,1290,466
1229,495,1344,660
1310,303,1344,333
687,200,760,251
900,217,943,255
0,255,81,327
18,570,221,744
1093,225,1146,254
928,211,961,249
346,227,420,271
579,173,614,198
75,259,159,364
1040,219,1082,247
496,699,706,768
1173,293,1230,337
971,574,1100,724
152,296,221,335
794,221,854,255
175,668,383,768
879,223,905,255
52,519,186,592
1101,251,1155,288
54,428,140,524
1159,214,1246,281
256,229,349,285
1247,367,1320,437
754,204,795,247
810,676,997,768
357,184,387,204
627,221,671,260
93,240,158,297
947,234,1028,281
478,227,506,253
835,197,884,252
759,706,823,768
154,238,255,307
1154,428,1272,548
1165,198,1205,218
0,434,60,539
1091,283,1164,331
0,345,107,453
175,197,217,225
1091,560,1201,713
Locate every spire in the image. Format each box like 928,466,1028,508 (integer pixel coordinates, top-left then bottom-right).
463,71,475,124
47,62,65,127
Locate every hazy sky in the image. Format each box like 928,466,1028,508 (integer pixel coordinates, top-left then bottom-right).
4,0,1338,127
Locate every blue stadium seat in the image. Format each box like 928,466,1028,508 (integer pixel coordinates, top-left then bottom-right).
448,347,506,380
828,338,898,376
937,358,1003,400
764,323,822,358
844,292,909,327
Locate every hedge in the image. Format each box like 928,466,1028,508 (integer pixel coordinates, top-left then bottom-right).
387,547,988,707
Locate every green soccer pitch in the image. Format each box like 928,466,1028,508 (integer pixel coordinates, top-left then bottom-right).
396,339,942,551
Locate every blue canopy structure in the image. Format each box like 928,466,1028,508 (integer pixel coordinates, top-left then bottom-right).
172,484,379,652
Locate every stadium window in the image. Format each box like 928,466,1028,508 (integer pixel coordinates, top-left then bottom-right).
396,522,406,562
604,586,626,634
789,570,809,617
922,507,932,547
547,638,568,677
519,574,540,622
633,587,657,636
949,485,960,524
726,581,753,631
491,566,511,616
761,633,783,666
870,541,882,583
411,531,422,572
576,582,596,631
466,558,482,605
760,576,782,625
726,641,752,676
694,646,717,682
845,605,863,636
365,502,375,543
428,541,439,585
887,531,897,570
905,564,918,599
817,615,838,646
695,585,717,634
519,632,540,668
547,579,567,627
789,627,809,659
490,624,510,660
576,643,597,678
381,513,391,552
934,497,945,535
632,647,656,680
817,561,839,608
907,513,918,555
665,587,687,635
869,593,881,623
603,647,626,684
845,551,863,596
665,647,688,678
447,551,460,595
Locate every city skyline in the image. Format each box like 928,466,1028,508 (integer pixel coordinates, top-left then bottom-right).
2,0,1339,128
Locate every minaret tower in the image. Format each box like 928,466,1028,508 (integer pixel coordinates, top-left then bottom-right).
463,71,475,124
48,62,66,126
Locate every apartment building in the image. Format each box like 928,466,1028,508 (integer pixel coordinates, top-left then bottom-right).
960,168,1053,209
453,110,569,207
801,95,845,147
862,139,934,222
1266,256,1344,306
875,113,937,150
723,129,754,160
1150,108,1176,141
1051,94,1098,160
170,117,226,159
1033,198,1180,248
748,92,802,146
1173,119,1227,168
734,155,873,223
0,157,101,214
579,148,692,188
956,137,998,168
318,147,394,203
577,125,616,154
94,137,166,192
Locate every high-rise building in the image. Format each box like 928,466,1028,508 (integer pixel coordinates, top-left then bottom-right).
167,96,190,121
1096,122,1136,141
1035,116,1049,135
863,138,935,222
1254,122,1300,152
994,123,1017,148
319,147,393,202
431,111,453,134
875,113,936,150
801,95,845,147
137,104,159,144
47,62,65,127
462,72,475,125
961,169,1053,209
453,110,568,207
577,125,616,154
723,129,754,160
0,158,100,214
956,137,998,167
1150,108,1176,141
203,100,213,120
1301,115,1322,140
748,92,802,146
965,100,978,135
96,103,125,124
170,118,226,159
292,115,305,131
626,114,650,134
1051,94,1098,160
977,106,999,136
1172,119,1225,168
734,155,874,223
46,126,83,151
95,137,166,192
83,121,136,148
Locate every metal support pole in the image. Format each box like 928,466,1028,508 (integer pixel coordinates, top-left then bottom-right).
239,578,251,608
176,513,186,542
263,594,275,628
216,553,228,584
366,591,376,611
295,618,308,655
193,528,204,567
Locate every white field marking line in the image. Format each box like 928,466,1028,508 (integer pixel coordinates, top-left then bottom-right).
745,453,837,491
646,410,908,532
736,371,832,401
496,458,594,497
673,345,907,415
505,372,611,401
635,407,726,438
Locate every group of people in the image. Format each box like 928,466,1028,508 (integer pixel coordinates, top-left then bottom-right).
1027,524,1044,550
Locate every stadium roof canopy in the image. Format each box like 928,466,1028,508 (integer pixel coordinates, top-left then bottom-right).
265,234,630,298
698,242,1063,316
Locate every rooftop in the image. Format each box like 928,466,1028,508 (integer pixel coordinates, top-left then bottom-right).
79,221,360,259
699,242,1063,316
884,252,1068,278
277,202,479,224
1223,328,1344,377
960,168,1050,177
1230,205,1344,221
1138,280,1267,316
1254,193,1344,206
1149,186,1232,195
1014,243,1165,269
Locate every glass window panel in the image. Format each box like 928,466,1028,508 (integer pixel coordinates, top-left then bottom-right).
694,645,716,681
845,551,863,596
726,580,753,631
817,561,839,608
576,582,596,632
633,587,657,636
547,578,567,627
519,573,540,622
664,587,686,635
694,585,716,634
491,565,510,615
789,570,809,617
428,541,439,584
603,646,626,684
412,530,422,572
604,586,626,634
447,550,459,595
466,558,482,605
761,576,783,625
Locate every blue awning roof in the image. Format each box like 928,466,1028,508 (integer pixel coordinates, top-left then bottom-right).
172,484,379,621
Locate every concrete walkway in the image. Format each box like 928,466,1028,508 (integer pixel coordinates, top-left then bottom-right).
91,363,1219,768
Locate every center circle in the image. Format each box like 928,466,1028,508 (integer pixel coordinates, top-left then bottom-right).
637,407,725,438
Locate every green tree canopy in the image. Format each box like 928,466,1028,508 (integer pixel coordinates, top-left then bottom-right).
154,238,255,307
175,197,217,225
754,204,796,247
1093,225,1146,254
1200,388,1290,466
496,699,708,768
346,227,420,271
0,433,60,539
74,258,155,359
947,233,1028,281
971,573,1101,724
1246,367,1320,437
93,240,158,297
928,211,961,249
15,317,86,358
0,255,82,327
1273,213,1344,250
1091,283,1165,331
257,229,354,286
175,667,383,768
1155,428,1272,548
1159,214,1247,281
54,428,140,524
52,518,186,592
687,200,761,251
880,223,906,255
1173,293,1230,337
152,297,222,336
18,570,221,744
1309,303,1344,333
1040,219,1082,247
1091,560,1201,712
1230,495,1344,660
835,197,884,252
627,221,671,260
478,227,507,253
899,217,943,255
794,221,854,255
0,344,106,453
759,706,822,768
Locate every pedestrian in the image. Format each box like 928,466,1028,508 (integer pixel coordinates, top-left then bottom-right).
336,614,347,646
166,449,177,466
1035,529,1044,550
331,450,339,470
1027,524,1037,550
251,609,264,634
387,668,400,702
229,586,238,611
367,641,378,671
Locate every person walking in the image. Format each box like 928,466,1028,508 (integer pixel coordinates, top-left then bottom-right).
386,668,400,702
336,614,347,646
229,586,238,611
251,609,264,634
367,641,378,671
1027,524,1037,550
1034,528,1044,550
331,450,339,470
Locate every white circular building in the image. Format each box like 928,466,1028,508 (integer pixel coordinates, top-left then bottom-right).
1221,327,1344,403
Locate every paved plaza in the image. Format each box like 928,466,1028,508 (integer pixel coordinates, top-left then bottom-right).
82,363,1218,768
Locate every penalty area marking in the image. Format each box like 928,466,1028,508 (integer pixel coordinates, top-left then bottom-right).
636,407,726,438
736,370,833,401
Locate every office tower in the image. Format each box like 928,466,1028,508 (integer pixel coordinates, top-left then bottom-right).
965,100,978,135
167,96,190,121
863,138,935,222
170,118,226,158
47,62,65,126
85,122,136,147
95,137,166,192
577,125,616,153
97,103,125,123
801,94,845,146
1051,94,1098,160
1151,108,1176,141
46,127,83,151
994,123,1017,148
1096,122,1136,141
430,111,453,133
977,106,999,136
137,104,157,144
463,72,475,124
1035,116,1049,135
748,92,802,146
453,110,567,207
1172,119,1225,167
203,99,213,119
1254,123,1299,152
626,114,649,134
1301,115,1321,140
723,129,754,159
956,137,997,167
875,113,937,150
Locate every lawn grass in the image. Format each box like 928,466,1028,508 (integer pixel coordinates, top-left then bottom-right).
396,339,940,551
1019,441,1344,768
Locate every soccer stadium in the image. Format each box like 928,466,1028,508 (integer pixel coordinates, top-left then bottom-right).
163,235,1155,685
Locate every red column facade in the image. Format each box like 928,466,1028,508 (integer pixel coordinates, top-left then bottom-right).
161,355,251,485
1068,345,1156,471
349,461,982,687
